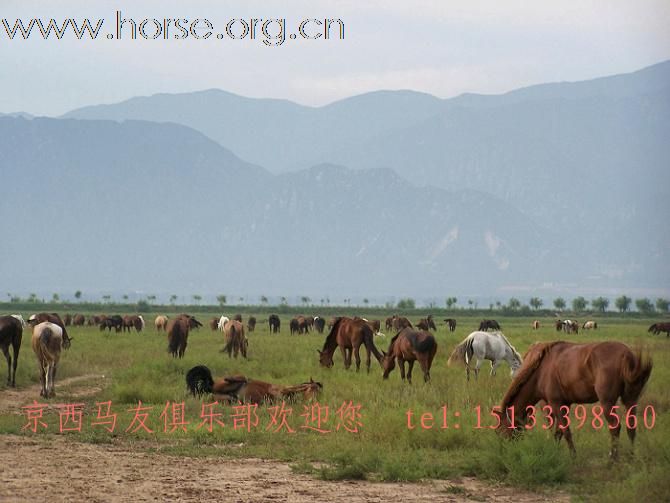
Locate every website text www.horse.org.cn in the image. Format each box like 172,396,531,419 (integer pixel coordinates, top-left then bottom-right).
20,399,657,435
1,11,345,46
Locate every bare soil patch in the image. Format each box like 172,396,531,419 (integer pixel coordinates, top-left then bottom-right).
0,434,567,502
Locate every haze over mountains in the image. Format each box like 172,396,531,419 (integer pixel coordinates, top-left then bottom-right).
3,61,668,301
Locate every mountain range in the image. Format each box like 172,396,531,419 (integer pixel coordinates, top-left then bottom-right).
2,61,668,299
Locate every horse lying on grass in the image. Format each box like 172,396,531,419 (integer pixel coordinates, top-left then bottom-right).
186,365,322,404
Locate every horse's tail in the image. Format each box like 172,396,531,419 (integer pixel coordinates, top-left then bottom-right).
167,329,180,355
448,334,474,366
186,365,215,396
622,349,652,404
363,325,384,364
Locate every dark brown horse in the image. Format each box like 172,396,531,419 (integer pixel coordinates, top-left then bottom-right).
208,317,219,331
166,314,202,358
186,365,322,404
479,319,501,331
648,322,670,337
444,318,457,332
0,316,23,387
268,314,281,333
416,318,436,331
72,314,85,326
382,328,437,383
247,316,257,332
313,316,326,334
393,316,413,331
318,317,383,372
496,341,652,459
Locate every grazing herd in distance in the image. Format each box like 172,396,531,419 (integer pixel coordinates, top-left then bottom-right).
1,309,667,459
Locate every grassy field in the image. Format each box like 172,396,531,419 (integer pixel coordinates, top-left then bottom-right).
1,310,668,501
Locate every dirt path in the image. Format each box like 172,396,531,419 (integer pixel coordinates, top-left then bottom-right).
0,374,107,415
0,434,567,503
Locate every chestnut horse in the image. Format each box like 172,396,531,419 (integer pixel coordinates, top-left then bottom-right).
648,322,670,337
0,315,23,387
496,341,652,459
382,328,437,383
166,314,202,358
318,317,383,372
222,320,247,359
444,318,457,332
186,365,322,404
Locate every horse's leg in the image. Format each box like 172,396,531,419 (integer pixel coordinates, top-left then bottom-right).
49,363,58,397
340,346,350,369
551,402,576,456
406,360,415,385
398,358,406,381
1,347,10,386
622,397,639,453
353,345,362,372
601,399,621,460
490,359,501,377
11,343,19,387
364,346,371,374
474,359,482,380
419,356,430,383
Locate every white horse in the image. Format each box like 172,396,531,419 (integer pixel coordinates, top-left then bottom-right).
448,331,522,381
31,321,63,397
217,316,230,331
582,320,598,330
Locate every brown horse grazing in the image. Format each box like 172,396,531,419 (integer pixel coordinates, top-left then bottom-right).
222,320,247,359
495,341,652,459
393,316,413,331
208,317,219,331
28,313,72,349
186,365,322,404
479,319,501,331
385,316,395,331
166,315,202,358
31,322,64,397
648,322,670,337
382,329,437,383
0,316,23,387
318,317,384,372
72,314,85,326
233,314,243,322
444,318,457,332
122,315,145,333
62,314,72,326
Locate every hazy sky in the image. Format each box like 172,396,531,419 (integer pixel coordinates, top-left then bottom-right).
1,0,669,115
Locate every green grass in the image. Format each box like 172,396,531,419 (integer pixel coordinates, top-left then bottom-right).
1,311,668,499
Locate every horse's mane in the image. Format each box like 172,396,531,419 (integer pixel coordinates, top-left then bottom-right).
493,331,522,362
386,332,401,353
501,341,562,410
323,317,343,351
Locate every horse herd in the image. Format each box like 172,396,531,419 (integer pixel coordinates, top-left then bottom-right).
0,311,663,459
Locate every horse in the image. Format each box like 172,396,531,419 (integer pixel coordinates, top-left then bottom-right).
582,320,598,330
392,316,413,331
532,320,540,330
217,315,230,331
88,315,102,326
313,316,326,334
555,319,564,332
417,319,431,331
289,317,300,335
186,365,322,405
72,314,85,326
247,316,257,332
382,328,437,383
444,318,457,332
268,314,281,333
222,320,247,359
166,314,202,358
478,319,501,331
100,315,123,332
31,322,64,397
0,316,23,387
122,315,144,333
448,331,522,381
385,316,395,330
233,314,243,322
563,320,579,334
62,314,72,326
28,313,72,349
208,317,220,331
154,315,169,331
648,322,670,337
495,341,652,459
355,317,382,336
318,317,384,373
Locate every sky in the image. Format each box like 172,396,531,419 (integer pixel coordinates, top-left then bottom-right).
1,0,669,116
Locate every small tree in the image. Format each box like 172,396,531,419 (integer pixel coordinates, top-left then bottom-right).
192,294,202,305
655,298,669,313
397,298,416,310
529,297,543,310
147,295,157,304
553,297,566,311
635,298,655,314
122,295,129,302
260,295,268,305
301,296,310,306
615,295,632,313
445,297,457,309
74,290,82,300
572,297,587,312
507,298,521,311
52,293,60,303
363,298,369,306
216,295,227,307
102,294,111,303
169,294,177,305
280,296,288,306
591,297,609,313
